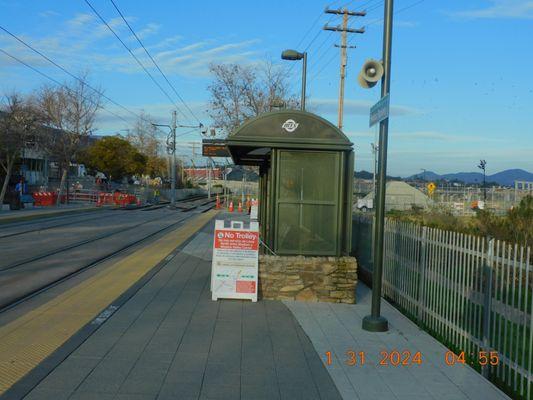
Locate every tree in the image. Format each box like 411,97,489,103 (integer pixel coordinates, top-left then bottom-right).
82,136,146,181
37,75,102,205
127,112,167,178
0,93,43,206
207,61,297,134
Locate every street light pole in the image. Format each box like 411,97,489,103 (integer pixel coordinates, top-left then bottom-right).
362,0,394,333
478,160,487,202
301,52,307,111
281,49,307,111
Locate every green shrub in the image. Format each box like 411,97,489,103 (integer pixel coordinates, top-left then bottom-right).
387,195,532,247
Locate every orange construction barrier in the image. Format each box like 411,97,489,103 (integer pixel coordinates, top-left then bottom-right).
238,201,243,213
228,201,234,212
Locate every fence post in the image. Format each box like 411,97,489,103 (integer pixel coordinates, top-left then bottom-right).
416,226,427,324
481,237,494,379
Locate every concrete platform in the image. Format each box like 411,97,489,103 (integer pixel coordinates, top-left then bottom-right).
16,217,341,400
1,212,510,400
285,286,511,400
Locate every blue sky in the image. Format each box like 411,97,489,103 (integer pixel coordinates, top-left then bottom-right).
1,0,532,176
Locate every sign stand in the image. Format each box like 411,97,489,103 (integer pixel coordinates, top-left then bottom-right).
211,220,259,302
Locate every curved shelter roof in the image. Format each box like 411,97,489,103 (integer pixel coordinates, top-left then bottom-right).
226,110,353,165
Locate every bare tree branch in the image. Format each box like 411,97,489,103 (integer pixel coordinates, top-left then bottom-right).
207,61,298,135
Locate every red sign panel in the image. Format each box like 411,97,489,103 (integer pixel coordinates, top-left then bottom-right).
214,230,259,251
236,280,256,294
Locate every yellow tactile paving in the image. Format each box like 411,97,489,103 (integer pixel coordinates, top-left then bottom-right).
0,210,217,395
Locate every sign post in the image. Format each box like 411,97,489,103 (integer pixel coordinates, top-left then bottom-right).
369,94,390,128
211,220,259,302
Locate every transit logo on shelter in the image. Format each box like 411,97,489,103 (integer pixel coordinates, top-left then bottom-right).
282,119,299,133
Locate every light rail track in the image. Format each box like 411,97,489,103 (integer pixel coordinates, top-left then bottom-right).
0,194,210,239
0,202,214,313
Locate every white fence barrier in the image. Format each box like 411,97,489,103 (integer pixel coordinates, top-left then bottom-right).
352,216,532,399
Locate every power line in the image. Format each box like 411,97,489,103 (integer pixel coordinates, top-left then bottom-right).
290,0,376,79
83,0,189,122
306,1,382,77
323,7,366,130
285,3,346,84
0,47,134,128
109,0,202,125
0,25,154,127
310,0,427,81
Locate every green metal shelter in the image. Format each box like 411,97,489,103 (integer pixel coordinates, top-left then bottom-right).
226,110,354,257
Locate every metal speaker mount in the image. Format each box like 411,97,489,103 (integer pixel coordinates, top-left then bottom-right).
358,59,384,89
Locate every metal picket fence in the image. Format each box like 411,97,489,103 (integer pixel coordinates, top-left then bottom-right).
352,216,532,400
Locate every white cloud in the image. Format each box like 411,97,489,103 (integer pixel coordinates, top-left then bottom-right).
67,13,94,27
39,10,60,18
135,23,161,40
394,20,418,28
452,0,533,19
309,98,422,117
0,11,263,80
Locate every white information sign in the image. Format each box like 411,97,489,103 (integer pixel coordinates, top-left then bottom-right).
250,199,259,221
211,220,259,302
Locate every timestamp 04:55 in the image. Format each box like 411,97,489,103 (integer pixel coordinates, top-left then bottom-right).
325,350,500,367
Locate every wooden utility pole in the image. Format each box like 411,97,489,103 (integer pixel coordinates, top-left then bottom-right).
324,8,366,130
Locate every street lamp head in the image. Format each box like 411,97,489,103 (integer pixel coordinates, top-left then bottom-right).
281,49,304,61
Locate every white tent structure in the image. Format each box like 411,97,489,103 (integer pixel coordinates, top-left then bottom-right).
362,181,433,211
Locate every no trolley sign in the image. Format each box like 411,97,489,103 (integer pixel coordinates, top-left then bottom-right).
211,220,259,302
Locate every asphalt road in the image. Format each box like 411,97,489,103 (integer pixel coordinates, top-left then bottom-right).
0,205,210,310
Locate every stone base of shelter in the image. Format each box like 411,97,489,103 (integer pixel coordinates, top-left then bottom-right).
258,255,357,304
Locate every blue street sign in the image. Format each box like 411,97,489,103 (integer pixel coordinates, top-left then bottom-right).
369,94,390,127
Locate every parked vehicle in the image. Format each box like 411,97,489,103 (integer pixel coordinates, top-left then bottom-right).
356,198,373,212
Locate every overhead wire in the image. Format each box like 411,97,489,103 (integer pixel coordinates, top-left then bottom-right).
83,0,189,122
108,0,202,126
306,0,383,77
0,25,158,129
285,1,348,83
309,0,427,82
0,47,133,128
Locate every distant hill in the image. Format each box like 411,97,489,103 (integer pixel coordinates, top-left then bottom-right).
355,170,401,181
407,169,533,186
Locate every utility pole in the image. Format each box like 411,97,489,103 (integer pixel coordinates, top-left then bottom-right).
153,119,203,205
207,158,212,199
362,0,395,333
170,110,177,208
324,7,365,130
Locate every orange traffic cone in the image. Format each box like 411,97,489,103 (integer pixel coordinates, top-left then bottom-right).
238,201,243,213
229,201,234,212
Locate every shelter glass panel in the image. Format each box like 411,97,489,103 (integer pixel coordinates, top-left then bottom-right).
276,150,339,255
278,151,337,202
301,204,336,253
277,203,300,252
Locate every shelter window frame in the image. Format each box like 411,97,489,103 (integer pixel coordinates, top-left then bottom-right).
274,149,341,256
